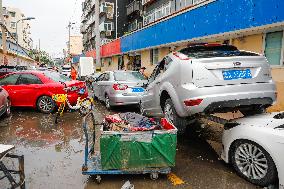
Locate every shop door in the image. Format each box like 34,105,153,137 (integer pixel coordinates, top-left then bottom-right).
265,31,283,65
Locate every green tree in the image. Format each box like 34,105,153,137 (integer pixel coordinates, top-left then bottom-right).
29,49,54,66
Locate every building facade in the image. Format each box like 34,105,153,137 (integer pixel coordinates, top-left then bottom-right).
1,7,33,50
80,0,140,52
0,37,35,66
81,0,118,51
81,0,284,111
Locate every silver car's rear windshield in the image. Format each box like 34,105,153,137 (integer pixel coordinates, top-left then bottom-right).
44,71,71,82
179,45,259,58
114,72,146,81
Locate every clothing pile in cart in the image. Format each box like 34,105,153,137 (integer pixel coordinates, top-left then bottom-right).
103,112,161,132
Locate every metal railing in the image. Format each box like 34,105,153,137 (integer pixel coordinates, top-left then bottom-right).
143,0,209,26
143,1,171,25
126,0,141,15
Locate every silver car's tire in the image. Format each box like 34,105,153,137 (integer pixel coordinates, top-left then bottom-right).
37,96,56,114
4,99,11,117
164,98,187,135
139,101,145,115
230,140,277,186
105,95,112,110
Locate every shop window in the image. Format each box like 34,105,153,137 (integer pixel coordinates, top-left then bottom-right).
10,22,16,29
9,11,15,17
106,58,112,66
150,48,159,65
264,31,283,66
118,56,124,70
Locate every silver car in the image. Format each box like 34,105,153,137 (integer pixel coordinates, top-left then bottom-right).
140,44,276,131
93,71,147,109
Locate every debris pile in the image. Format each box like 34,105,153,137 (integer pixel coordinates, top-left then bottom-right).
104,112,161,132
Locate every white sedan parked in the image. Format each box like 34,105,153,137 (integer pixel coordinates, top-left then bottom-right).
222,112,284,188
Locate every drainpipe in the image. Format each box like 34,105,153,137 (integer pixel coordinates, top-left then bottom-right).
95,0,101,68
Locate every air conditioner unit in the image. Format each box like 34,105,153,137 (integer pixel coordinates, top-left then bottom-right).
106,31,112,36
107,13,113,19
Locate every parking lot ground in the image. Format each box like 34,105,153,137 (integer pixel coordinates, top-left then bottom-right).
0,102,259,189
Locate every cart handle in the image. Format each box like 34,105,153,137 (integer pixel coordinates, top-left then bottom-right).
82,111,97,168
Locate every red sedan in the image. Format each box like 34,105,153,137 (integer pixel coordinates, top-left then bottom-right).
0,71,88,113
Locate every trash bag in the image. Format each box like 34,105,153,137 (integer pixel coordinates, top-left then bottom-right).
104,112,161,132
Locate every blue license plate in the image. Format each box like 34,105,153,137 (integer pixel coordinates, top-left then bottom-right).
132,87,144,92
78,88,85,94
223,69,252,80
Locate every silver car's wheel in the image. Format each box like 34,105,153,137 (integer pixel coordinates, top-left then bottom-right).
164,103,174,124
231,140,277,186
163,98,187,135
139,101,145,115
37,96,55,113
105,95,111,110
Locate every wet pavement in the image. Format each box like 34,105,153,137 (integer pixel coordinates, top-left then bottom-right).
0,102,258,189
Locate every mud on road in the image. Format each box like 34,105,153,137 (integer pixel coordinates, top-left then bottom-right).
0,102,258,189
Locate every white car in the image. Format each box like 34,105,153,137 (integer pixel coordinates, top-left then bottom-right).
222,112,284,188
62,65,71,77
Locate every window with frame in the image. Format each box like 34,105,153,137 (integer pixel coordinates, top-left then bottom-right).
104,22,113,31
264,31,283,66
150,48,159,65
97,73,105,81
10,22,16,29
0,74,19,85
9,11,15,17
17,74,42,85
12,33,17,38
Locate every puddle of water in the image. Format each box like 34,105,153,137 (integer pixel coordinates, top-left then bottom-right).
0,104,258,189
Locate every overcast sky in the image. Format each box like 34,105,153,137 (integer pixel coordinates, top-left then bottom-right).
3,0,83,58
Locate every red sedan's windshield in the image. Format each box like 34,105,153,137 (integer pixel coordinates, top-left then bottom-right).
43,71,71,83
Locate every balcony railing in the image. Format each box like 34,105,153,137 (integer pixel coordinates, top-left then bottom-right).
101,38,112,45
143,0,209,26
143,1,171,25
126,0,141,15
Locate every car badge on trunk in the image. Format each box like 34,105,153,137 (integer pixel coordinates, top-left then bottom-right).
233,62,241,67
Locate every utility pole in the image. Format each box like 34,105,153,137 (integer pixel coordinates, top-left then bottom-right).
0,0,7,65
115,0,118,39
95,0,101,68
38,38,40,64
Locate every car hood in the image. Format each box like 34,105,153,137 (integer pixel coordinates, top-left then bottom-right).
235,112,284,130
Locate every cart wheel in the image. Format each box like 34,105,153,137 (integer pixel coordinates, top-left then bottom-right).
95,175,101,184
150,173,159,180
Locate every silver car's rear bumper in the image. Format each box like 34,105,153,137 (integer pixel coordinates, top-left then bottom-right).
177,82,276,117
108,93,143,106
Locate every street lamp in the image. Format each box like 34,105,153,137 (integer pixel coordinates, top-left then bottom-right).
68,22,75,56
16,17,35,65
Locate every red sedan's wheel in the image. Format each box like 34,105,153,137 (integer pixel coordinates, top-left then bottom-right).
37,96,55,114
